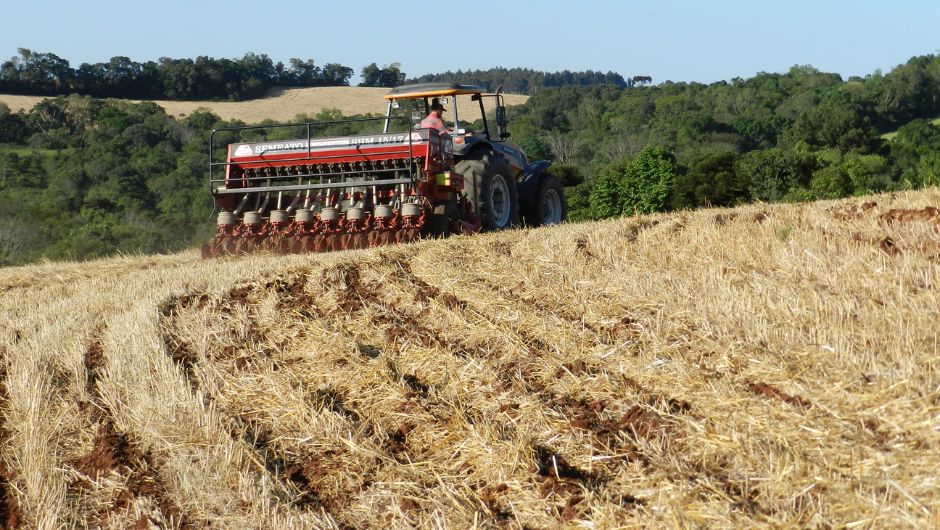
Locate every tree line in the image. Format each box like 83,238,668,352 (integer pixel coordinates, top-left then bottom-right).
0,48,356,101
409,67,628,95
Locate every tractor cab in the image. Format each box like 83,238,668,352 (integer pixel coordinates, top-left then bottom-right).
381,82,565,231
383,83,512,154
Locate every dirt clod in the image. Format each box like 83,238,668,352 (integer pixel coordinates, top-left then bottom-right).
534,445,596,484
357,343,382,359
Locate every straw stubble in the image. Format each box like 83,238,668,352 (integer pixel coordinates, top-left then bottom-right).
1,188,938,528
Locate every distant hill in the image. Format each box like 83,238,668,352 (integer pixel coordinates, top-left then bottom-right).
0,86,529,124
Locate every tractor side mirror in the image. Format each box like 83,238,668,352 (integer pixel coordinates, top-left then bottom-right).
495,106,510,139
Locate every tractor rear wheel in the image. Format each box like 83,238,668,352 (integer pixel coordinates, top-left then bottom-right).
456,150,519,231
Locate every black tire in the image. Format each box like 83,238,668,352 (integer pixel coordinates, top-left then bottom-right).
524,174,567,226
455,150,519,231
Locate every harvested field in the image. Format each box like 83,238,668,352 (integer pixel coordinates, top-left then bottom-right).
0,87,529,124
1,189,939,528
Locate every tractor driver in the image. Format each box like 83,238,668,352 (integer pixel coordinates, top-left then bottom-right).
419,98,450,136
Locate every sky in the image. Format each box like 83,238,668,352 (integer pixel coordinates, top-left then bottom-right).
1,0,938,85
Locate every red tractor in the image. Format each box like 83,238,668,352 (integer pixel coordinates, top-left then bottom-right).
202,83,566,256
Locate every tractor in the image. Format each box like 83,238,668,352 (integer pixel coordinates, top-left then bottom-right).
202,83,566,256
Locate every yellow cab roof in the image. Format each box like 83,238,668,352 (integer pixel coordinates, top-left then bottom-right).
384,83,488,100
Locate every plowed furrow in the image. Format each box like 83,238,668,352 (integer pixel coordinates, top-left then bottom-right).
163,274,501,526
335,255,659,520
248,268,531,525
161,259,595,527
405,243,774,517
290,261,571,525
158,292,352,524
408,246,690,423
69,333,188,529
424,239,809,522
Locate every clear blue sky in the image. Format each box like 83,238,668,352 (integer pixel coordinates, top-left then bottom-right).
1,0,937,84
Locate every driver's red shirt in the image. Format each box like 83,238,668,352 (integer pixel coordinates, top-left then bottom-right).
419,114,448,134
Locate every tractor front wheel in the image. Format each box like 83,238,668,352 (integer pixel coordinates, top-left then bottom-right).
533,174,566,226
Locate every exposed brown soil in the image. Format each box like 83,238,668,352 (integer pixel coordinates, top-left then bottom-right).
852,231,940,258
879,206,940,224
159,290,374,525
751,211,771,223
552,394,680,453
838,203,940,257
155,264,670,526
71,421,186,528
0,364,23,530
478,483,514,523
73,421,129,480
84,339,103,396
879,236,901,256
395,259,467,311
746,381,812,409
242,421,331,510
574,236,594,260
534,444,598,484
72,334,189,529
0,461,21,530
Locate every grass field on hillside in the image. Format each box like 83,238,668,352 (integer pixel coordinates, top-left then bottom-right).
0,87,530,125
0,144,72,157
882,116,940,140
1,190,939,528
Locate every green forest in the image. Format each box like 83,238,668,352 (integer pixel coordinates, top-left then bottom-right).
505,57,940,221
0,50,628,101
2,52,940,266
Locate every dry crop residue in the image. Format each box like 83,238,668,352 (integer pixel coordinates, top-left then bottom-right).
832,201,940,258
1,188,939,527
